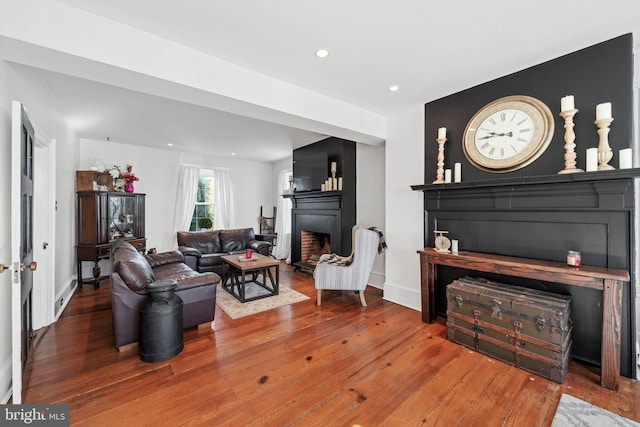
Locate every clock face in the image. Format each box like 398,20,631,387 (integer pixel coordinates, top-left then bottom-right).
463,95,554,172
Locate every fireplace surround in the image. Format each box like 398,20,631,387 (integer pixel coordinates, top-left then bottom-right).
288,137,356,271
412,169,638,378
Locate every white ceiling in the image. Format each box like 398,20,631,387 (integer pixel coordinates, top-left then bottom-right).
17,0,640,161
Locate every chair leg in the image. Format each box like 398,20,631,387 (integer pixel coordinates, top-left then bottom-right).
317,289,322,306
359,290,367,306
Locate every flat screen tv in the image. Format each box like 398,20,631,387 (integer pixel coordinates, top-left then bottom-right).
293,152,328,192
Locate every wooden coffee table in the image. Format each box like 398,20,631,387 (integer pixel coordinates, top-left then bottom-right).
220,253,280,303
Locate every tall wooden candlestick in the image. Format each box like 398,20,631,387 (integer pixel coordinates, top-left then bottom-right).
558,109,583,174
433,137,447,184
595,117,615,170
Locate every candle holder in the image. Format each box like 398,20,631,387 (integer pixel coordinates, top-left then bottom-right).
558,109,583,174
595,117,615,170
432,137,447,184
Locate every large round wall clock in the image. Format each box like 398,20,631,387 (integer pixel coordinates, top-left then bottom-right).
462,95,555,173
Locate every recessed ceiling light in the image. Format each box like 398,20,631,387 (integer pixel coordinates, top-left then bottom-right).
389,85,400,92
315,49,329,58
167,143,174,147
231,152,237,156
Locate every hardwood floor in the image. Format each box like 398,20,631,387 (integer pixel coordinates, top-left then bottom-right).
25,263,639,426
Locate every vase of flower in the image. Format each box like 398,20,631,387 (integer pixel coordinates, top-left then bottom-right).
124,181,135,193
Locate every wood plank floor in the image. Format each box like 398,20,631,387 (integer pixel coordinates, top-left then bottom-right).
25,262,639,426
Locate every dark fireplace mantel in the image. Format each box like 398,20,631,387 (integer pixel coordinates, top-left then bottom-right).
412,168,639,378
287,190,355,271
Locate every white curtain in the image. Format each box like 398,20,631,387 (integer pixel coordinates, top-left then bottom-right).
272,170,292,261
213,168,232,230
171,165,200,249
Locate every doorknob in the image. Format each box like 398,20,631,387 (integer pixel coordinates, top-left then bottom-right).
20,262,37,271
0,264,8,273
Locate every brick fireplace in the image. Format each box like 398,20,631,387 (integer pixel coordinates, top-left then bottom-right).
300,231,331,268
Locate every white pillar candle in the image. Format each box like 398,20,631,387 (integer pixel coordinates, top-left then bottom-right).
454,162,461,182
337,177,343,191
321,183,326,191
586,148,598,171
560,95,574,112
596,102,612,120
438,127,446,139
332,177,337,190
330,161,337,174
451,240,459,254
619,148,632,169
444,169,452,183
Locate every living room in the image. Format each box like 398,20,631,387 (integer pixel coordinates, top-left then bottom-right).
1,0,640,423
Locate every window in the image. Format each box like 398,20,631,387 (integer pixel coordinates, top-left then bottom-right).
190,171,215,231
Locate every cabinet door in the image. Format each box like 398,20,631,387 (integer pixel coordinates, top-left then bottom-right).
107,193,145,240
96,192,109,243
135,194,145,238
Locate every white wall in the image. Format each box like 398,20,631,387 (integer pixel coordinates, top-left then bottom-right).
79,140,274,254
0,58,13,403
356,143,386,288
383,106,425,311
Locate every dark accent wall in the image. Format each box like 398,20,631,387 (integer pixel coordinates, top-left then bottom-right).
416,34,637,377
290,137,356,265
424,34,633,182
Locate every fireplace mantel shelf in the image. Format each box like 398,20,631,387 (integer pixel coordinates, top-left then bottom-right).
283,190,342,199
411,167,640,192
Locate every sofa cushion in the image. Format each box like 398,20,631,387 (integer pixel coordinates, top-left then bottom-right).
153,262,221,291
144,250,184,268
177,230,221,254
112,241,155,292
220,228,255,252
199,253,225,268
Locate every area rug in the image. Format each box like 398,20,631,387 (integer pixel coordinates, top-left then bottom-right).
215,283,310,319
551,394,639,427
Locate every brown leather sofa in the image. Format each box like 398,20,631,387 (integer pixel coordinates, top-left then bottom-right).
177,228,272,276
110,240,220,349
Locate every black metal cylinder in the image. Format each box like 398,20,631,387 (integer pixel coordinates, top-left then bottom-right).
140,279,184,363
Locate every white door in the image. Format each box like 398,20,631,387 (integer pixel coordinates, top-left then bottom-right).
11,101,37,404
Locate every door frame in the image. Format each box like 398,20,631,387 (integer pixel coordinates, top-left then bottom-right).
32,133,56,329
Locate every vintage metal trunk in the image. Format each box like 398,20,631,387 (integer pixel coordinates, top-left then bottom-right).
446,277,572,383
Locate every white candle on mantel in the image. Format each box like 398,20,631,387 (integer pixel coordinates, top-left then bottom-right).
560,95,575,112
330,161,337,174
454,162,461,182
586,148,598,171
619,148,632,169
444,169,452,183
596,102,612,120
438,127,446,139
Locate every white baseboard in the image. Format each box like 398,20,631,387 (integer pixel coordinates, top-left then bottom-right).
54,280,77,321
382,282,421,312
367,271,385,289
0,354,12,404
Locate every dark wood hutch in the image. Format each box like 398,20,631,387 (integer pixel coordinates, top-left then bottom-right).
76,191,146,288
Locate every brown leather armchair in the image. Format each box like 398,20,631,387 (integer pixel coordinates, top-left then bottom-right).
177,228,272,276
110,240,220,349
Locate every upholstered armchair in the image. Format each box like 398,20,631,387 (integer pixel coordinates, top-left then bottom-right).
314,225,380,306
